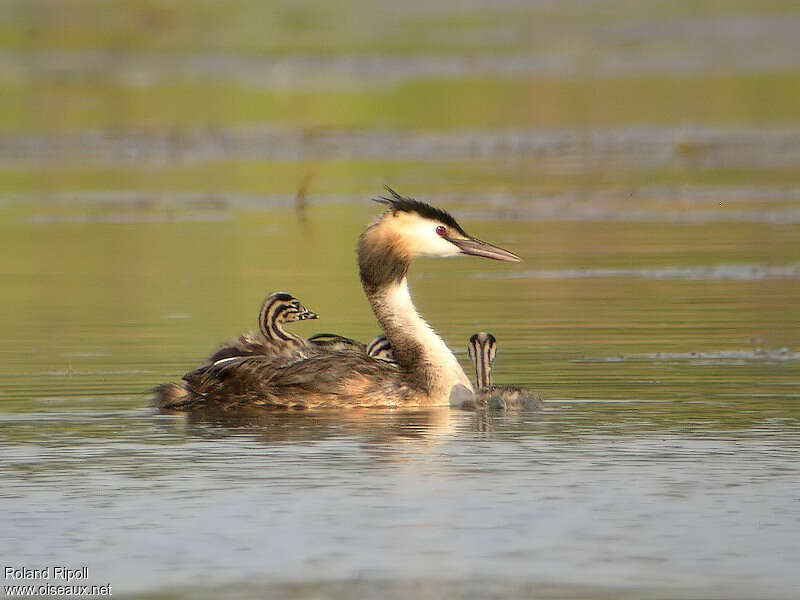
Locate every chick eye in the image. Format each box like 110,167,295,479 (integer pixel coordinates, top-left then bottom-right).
435,225,446,237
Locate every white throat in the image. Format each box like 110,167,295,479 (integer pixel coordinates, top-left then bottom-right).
375,278,473,402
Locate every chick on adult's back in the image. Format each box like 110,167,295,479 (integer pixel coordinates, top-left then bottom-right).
207,292,318,365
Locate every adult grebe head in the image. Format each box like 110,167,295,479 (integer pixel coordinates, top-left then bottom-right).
359,188,520,292
371,188,520,256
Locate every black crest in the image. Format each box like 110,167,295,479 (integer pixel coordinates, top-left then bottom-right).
373,187,467,236
271,292,296,303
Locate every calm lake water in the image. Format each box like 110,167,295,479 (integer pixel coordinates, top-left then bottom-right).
2,1,800,599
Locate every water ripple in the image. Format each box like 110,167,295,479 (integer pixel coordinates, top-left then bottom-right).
3,126,800,170
574,348,800,364
476,263,800,281
3,12,800,90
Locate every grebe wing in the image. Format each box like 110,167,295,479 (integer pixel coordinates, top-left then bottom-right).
183,355,253,387
206,332,269,363
203,333,313,371
182,355,281,401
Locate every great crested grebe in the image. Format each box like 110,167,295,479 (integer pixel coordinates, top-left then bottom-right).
467,332,543,410
206,292,318,364
155,189,520,410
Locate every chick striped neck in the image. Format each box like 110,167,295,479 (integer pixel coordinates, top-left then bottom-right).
469,338,495,392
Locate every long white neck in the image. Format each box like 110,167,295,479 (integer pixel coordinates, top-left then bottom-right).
367,277,473,403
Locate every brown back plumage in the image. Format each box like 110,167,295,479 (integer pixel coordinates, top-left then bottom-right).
176,351,419,410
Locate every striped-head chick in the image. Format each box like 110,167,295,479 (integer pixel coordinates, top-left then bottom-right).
258,292,318,344
359,188,520,292
202,292,317,366
467,332,543,410
366,334,395,362
467,332,497,392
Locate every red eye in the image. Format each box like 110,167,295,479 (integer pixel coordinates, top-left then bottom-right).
435,225,446,237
